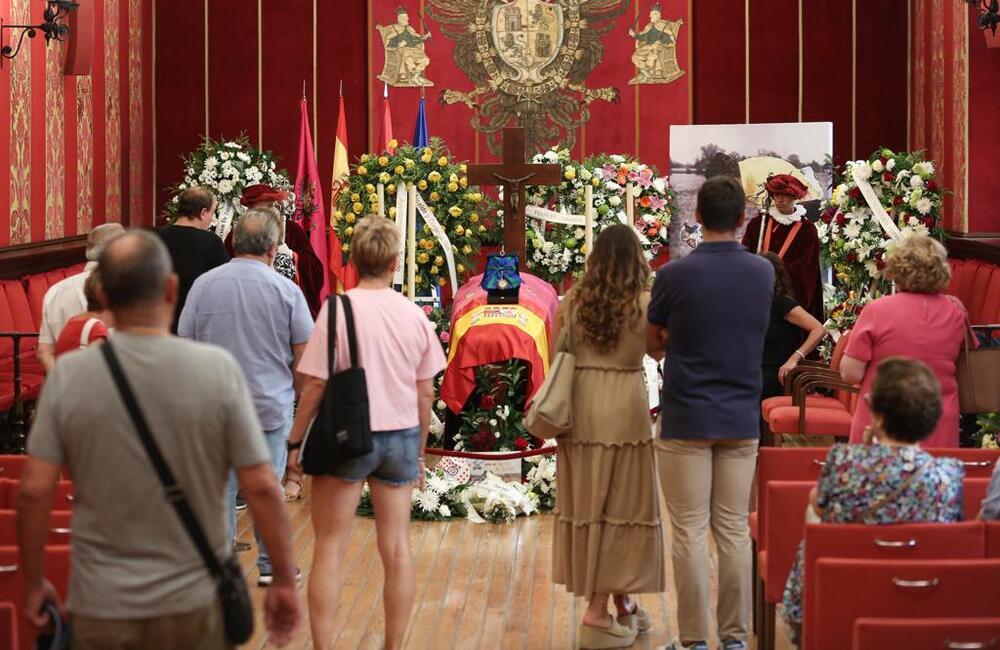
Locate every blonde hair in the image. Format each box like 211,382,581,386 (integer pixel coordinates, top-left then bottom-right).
352,216,400,278
884,234,950,294
566,224,651,354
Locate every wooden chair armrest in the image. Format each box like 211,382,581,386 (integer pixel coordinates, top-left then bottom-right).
789,368,845,402
783,363,831,394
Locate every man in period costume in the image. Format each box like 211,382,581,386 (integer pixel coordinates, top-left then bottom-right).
377,6,433,87
741,174,824,321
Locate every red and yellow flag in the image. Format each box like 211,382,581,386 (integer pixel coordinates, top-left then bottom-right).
329,92,357,291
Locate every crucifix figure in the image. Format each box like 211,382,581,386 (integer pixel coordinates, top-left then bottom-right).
467,127,562,263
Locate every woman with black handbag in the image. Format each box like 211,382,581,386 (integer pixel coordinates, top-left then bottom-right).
284,216,446,650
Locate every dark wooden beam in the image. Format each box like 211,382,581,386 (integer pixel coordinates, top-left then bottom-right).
946,233,1000,267
0,236,88,280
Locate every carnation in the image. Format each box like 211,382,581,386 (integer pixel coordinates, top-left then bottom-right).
872,159,884,172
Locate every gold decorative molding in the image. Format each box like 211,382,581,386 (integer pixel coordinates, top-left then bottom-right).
45,40,66,239
129,0,144,225
105,0,122,223
10,0,32,245
77,77,94,233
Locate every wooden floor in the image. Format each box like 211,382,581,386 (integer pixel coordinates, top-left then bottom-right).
235,484,793,650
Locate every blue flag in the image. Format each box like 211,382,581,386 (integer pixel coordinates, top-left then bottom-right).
412,97,429,148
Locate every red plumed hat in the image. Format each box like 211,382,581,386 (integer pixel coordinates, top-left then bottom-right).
764,174,808,200
240,184,289,207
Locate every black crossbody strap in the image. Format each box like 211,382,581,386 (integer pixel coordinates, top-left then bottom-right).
339,294,359,368
100,342,224,579
326,295,337,376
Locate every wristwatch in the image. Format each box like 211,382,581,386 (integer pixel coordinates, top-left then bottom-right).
286,440,303,452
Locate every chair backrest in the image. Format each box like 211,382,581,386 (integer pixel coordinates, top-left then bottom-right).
968,264,995,324
0,479,74,510
756,448,829,552
980,268,1000,326
0,282,37,353
0,545,72,650
926,447,1000,479
812,559,1000,650
0,600,17,650
964,478,990,521
0,509,71,546
0,456,28,480
853,617,1000,650
802,521,986,649
762,481,814,603
987,522,1000,559
23,274,49,330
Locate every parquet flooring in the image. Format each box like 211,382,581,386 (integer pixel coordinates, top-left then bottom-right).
234,482,792,649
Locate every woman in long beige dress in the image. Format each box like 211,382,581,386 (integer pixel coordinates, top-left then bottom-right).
552,224,666,649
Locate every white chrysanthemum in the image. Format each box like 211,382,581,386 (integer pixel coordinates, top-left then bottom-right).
916,197,933,215
436,399,446,411
886,159,896,171
542,241,554,253
225,142,242,149
205,156,218,168
610,154,625,163
910,175,924,189
426,474,451,495
574,228,585,238
218,179,236,195
855,161,873,181
872,159,884,173
844,223,862,239
415,490,440,513
908,216,921,227
608,195,622,207
237,152,251,163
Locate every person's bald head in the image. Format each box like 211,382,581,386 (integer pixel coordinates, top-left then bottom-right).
233,208,280,257
85,223,126,261
98,230,176,313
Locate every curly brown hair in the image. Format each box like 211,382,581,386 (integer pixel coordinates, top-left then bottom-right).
761,252,794,300
883,234,950,294
566,224,651,354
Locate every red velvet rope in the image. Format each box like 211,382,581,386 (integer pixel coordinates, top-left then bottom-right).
424,407,660,461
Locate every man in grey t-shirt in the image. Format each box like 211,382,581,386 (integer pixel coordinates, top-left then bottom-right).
17,231,300,649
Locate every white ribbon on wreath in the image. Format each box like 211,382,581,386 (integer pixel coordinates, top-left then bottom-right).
390,183,459,292
525,205,587,226
213,200,240,242
851,164,901,241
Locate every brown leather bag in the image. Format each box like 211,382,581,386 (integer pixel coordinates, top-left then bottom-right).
956,324,1000,414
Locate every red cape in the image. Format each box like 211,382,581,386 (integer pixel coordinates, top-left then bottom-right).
742,215,824,322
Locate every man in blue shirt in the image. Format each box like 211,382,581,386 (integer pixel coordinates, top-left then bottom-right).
179,208,314,586
647,176,774,650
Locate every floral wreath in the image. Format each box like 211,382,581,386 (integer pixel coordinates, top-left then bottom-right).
818,148,946,334
332,138,496,291
524,148,675,285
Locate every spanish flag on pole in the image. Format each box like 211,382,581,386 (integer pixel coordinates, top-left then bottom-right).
329,86,358,291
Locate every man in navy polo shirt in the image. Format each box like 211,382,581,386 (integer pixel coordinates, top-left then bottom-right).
647,175,774,650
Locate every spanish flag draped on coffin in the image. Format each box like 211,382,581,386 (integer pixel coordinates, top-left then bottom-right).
439,273,560,416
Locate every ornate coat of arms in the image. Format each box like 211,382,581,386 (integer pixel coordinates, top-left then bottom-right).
428,0,629,156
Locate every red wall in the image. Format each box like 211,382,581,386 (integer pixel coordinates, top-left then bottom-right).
0,0,154,247
153,1,915,219
153,0,368,221
969,21,1000,233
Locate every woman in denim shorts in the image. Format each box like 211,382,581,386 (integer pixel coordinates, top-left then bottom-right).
286,216,446,650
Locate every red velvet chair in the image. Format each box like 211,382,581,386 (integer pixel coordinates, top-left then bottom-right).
0,545,71,650
965,478,990,520
986,522,1000,558
853,617,1000,650
0,600,17,650
801,521,986,650
0,510,72,546
0,480,74,510
22,274,50,331
812,559,1000,650
756,480,814,650
927,448,1000,478
0,457,28,480
752,447,829,542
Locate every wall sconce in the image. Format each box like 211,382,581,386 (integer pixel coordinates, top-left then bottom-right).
0,0,80,67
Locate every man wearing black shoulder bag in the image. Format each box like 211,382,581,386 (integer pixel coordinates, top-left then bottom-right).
16,232,301,649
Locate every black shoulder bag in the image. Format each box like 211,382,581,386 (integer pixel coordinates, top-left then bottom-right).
301,294,372,474
101,342,253,644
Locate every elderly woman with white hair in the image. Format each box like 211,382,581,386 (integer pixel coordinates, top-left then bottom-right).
840,234,973,447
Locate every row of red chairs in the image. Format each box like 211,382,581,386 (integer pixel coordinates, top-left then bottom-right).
853,617,1000,649
0,510,72,546
752,447,1000,649
0,546,71,650
0,479,74,511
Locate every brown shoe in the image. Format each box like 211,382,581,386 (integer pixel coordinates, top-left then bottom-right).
577,619,637,649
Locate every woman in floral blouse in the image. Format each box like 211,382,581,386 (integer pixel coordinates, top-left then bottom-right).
779,357,965,646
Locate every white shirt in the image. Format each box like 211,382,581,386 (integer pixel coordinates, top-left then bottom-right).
38,262,95,345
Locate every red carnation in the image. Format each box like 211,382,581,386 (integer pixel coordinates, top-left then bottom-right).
846,252,858,263
923,217,935,229
879,156,889,165
514,437,529,451
480,395,496,411
471,428,495,452
927,180,939,192
848,187,863,200
876,255,887,271
883,172,895,183
821,208,835,224
892,196,903,206
836,213,847,227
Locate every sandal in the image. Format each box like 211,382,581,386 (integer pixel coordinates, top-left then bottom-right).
618,605,652,633
577,618,637,649
283,474,303,501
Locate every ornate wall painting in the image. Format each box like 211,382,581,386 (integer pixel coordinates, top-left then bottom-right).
628,2,684,85
77,77,95,234
105,0,122,223
377,5,434,87
128,0,144,223
428,0,629,156
9,0,32,245
45,41,66,240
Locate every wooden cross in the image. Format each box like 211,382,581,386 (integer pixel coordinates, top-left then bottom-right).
467,127,562,264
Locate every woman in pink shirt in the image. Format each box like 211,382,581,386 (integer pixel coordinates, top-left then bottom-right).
840,235,971,448
286,216,445,650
